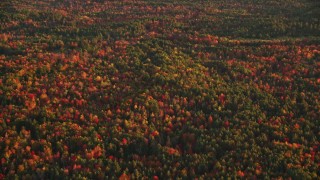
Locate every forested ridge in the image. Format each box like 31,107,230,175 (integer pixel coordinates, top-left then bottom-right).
0,0,319,179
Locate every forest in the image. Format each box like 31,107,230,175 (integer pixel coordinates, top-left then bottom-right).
0,0,319,179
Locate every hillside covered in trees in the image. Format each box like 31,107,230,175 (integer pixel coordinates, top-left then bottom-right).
0,0,319,179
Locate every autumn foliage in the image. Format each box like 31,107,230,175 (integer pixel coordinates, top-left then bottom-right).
0,0,319,179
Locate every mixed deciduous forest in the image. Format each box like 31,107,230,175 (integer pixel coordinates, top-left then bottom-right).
0,0,319,179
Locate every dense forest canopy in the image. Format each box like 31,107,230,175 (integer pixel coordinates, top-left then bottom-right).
0,0,319,179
